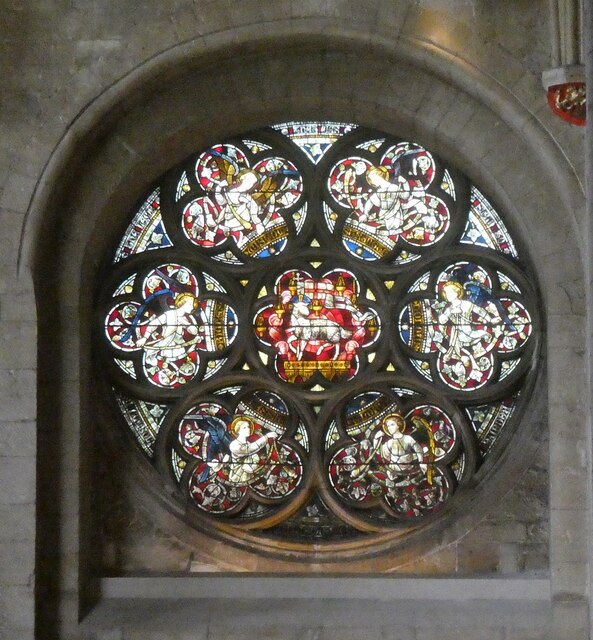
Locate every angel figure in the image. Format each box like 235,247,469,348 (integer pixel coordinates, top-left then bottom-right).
195,149,299,247
134,292,202,386
434,280,503,384
136,293,199,352
369,152,439,231
359,165,408,233
226,417,278,485
337,151,441,244
194,414,277,485
352,413,426,486
213,168,265,239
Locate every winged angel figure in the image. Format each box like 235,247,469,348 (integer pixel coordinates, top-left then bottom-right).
105,264,237,388
327,405,455,518
183,146,302,257
400,262,532,390
328,144,450,259
179,408,303,515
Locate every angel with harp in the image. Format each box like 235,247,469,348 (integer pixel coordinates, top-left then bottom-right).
197,149,299,246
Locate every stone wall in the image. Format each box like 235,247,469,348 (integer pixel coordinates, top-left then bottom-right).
0,2,588,639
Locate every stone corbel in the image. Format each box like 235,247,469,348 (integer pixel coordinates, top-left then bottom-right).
542,0,586,125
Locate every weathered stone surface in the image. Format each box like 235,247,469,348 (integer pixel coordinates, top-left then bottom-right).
0,456,35,504
0,174,36,214
0,370,36,421
504,629,550,640
0,421,36,457
0,584,34,630
456,541,500,574
0,541,35,585
415,627,504,640
0,504,35,541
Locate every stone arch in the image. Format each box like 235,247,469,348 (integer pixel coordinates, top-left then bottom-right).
23,20,585,638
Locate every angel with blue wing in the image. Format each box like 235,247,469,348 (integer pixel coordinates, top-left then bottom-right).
186,413,234,483
206,150,298,243
190,414,278,486
433,279,504,386
132,292,202,386
449,263,517,332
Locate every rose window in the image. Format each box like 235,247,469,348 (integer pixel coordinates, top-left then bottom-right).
97,122,539,546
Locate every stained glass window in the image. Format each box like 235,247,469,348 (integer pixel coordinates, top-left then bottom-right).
97,122,539,547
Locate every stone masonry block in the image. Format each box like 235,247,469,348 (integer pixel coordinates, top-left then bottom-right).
488,465,548,524
519,544,549,572
504,628,550,640
0,584,34,630
198,626,291,640
375,0,410,34
549,459,589,509
510,69,547,114
290,0,326,18
0,421,36,457
225,0,267,25
323,626,411,640
0,503,35,541
540,274,586,316
497,543,520,573
526,235,580,281
551,600,588,640
480,132,529,181
466,521,528,545
414,80,459,132
549,509,588,563
456,541,500,574
0,541,34,585
436,93,478,140
83,630,124,640
0,322,37,369
0,456,35,504
0,625,35,640
3,134,54,180
189,1,232,36
525,521,549,545
395,546,457,574
548,430,585,469
0,370,36,421
551,561,587,598
0,210,26,268
548,368,587,409
0,173,36,214
457,110,507,160
546,313,585,348
415,626,504,640
326,0,380,26
0,289,36,323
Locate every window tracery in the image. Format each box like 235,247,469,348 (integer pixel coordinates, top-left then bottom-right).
98,122,539,546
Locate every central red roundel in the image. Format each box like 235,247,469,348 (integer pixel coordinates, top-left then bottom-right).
254,269,380,383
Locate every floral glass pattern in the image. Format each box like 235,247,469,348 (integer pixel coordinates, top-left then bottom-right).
97,122,539,546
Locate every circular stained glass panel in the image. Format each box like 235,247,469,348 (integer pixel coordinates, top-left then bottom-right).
97,122,540,547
